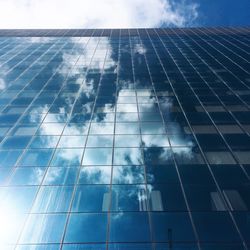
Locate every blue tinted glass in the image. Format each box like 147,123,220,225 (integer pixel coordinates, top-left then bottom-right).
0,114,20,124
144,147,173,165
9,167,45,185
0,149,23,167
79,166,111,184
62,244,106,250
140,122,165,134
142,134,169,147
115,135,141,147
116,113,139,122
32,186,73,212
233,212,250,242
112,165,145,184
89,122,114,134
58,136,86,148
155,243,198,250
111,185,148,211
18,149,53,167
72,185,110,212
0,168,12,184
20,214,67,243
146,164,179,184
193,212,241,242
114,148,143,165
82,148,112,165
148,183,187,211
16,245,60,250
109,243,152,250
200,243,245,250
86,135,113,147
43,167,78,185
109,212,151,242
63,123,90,135
116,122,140,134
36,123,64,135
0,29,249,248
29,136,60,148
51,148,83,166
1,136,32,149
0,186,37,213
152,212,196,242
65,213,107,243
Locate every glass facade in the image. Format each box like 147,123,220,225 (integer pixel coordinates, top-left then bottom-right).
0,27,249,250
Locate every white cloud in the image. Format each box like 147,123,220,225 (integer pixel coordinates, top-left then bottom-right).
0,0,198,29
0,79,5,90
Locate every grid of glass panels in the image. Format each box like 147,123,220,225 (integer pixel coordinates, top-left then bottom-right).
0,27,249,250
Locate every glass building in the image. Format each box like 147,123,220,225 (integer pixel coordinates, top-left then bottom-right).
0,28,249,250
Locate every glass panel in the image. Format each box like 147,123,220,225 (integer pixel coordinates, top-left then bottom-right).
86,135,113,147
109,212,150,242
152,212,196,242
113,165,145,184
19,149,54,167
115,122,140,134
51,148,83,167
29,136,60,148
115,135,141,147
193,212,241,242
111,185,148,211
20,214,67,243
63,244,106,250
43,167,79,185
1,136,32,149
72,185,110,212
9,167,45,185
148,183,187,211
140,122,165,134
32,186,73,213
58,136,86,148
82,148,112,165
79,166,111,184
64,213,107,243
114,148,143,165
142,134,169,147
0,150,23,167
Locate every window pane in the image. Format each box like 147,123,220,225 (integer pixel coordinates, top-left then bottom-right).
114,148,143,165
65,213,107,243
58,136,86,148
51,149,83,167
152,212,196,242
109,212,150,242
113,165,145,184
79,166,111,184
9,167,45,185
86,135,113,147
82,148,112,165
19,149,53,167
72,185,110,212
111,185,148,211
20,214,66,244
43,167,78,185
32,186,73,213
193,212,241,242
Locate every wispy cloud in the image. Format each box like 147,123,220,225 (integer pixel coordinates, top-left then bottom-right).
0,0,198,28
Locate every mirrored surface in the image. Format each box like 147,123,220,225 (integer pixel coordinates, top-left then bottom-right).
0,29,249,248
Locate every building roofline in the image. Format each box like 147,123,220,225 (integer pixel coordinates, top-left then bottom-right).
0,27,249,37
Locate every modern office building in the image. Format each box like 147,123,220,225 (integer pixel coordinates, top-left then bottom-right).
0,28,249,250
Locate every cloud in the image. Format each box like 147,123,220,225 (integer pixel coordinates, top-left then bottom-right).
0,78,5,90
0,0,198,29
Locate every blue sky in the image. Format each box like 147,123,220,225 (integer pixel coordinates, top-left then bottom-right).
192,0,250,27
0,0,249,28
